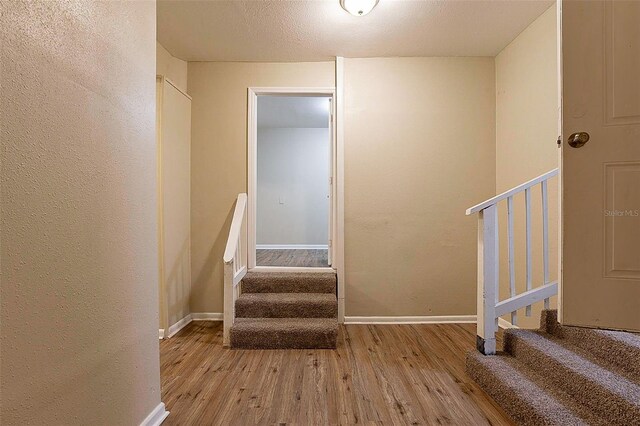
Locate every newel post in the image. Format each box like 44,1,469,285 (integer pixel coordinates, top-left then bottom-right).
476,204,498,355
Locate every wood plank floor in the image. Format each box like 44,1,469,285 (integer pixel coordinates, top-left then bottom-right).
160,321,512,425
256,249,329,267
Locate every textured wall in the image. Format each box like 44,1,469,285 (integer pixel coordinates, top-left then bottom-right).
189,61,335,313
495,5,559,328
344,57,496,317
1,2,161,424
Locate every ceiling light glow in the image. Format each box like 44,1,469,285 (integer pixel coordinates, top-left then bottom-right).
340,0,379,16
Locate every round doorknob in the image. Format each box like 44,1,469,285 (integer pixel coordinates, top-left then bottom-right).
568,132,590,148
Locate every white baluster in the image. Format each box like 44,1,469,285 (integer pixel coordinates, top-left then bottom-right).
541,180,550,309
507,196,517,325
236,243,240,274
525,187,532,316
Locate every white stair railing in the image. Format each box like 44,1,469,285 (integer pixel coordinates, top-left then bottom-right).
467,169,558,355
223,193,248,347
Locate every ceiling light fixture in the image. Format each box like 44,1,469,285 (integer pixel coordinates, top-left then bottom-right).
340,0,379,16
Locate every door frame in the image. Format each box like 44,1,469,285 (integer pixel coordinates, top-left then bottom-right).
556,0,564,324
247,87,339,275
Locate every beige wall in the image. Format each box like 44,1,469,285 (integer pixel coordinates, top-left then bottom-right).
158,78,192,331
189,62,335,313
344,57,496,316
157,41,188,92
1,1,161,425
187,17,556,320
495,5,559,327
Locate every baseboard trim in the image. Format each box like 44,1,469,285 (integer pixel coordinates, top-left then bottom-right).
166,314,192,338
256,244,328,250
250,266,335,273
191,312,223,321
140,402,169,426
159,329,165,339
344,315,477,325
498,318,520,329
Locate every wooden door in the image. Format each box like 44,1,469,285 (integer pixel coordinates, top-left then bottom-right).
561,1,640,331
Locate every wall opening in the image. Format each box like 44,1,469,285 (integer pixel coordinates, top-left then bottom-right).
255,95,332,268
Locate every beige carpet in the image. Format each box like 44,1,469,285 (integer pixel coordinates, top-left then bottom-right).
467,310,640,425
230,272,338,349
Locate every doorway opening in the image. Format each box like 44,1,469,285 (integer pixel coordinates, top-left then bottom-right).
248,89,336,270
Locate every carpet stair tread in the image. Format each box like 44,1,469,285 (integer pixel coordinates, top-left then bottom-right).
235,292,337,318
241,271,336,294
467,350,606,426
230,318,338,349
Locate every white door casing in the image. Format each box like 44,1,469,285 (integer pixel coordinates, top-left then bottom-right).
247,87,338,272
328,97,334,266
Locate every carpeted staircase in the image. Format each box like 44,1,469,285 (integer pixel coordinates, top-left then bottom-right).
467,310,640,425
230,271,338,349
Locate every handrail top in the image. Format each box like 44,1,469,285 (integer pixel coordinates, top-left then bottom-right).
223,193,248,263
466,168,558,215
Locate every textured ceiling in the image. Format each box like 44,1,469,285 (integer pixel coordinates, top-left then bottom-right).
258,96,331,128
157,0,554,62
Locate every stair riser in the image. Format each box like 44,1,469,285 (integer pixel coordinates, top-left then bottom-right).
241,273,336,294
235,301,337,318
505,332,640,424
242,280,335,294
541,311,640,383
231,329,337,349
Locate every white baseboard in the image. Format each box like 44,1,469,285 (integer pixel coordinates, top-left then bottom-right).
191,312,223,321
166,314,192,338
159,329,165,339
140,402,169,426
256,244,328,250
165,314,221,339
498,318,520,329
344,315,477,325
250,266,335,273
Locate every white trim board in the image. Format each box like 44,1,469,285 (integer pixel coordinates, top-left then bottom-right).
159,329,165,339
498,318,520,329
247,87,337,271
162,313,224,340
335,57,346,323
256,244,328,250
140,402,169,426
166,314,192,338
191,312,223,321
250,266,335,273
344,315,477,325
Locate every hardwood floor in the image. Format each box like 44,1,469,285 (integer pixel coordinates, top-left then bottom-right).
256,249,329,267
160,321,512,425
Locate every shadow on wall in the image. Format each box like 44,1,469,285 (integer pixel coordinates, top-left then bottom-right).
191,203,235,312
165,236,191,327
